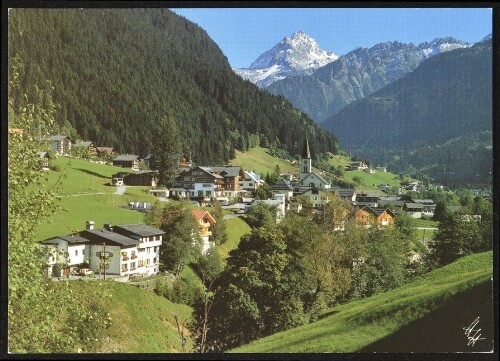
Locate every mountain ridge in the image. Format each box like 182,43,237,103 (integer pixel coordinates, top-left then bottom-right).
266,36,471,123
321,39,492,186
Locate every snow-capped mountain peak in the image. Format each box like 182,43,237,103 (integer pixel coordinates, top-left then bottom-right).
235,31,338,87
417,37,470,60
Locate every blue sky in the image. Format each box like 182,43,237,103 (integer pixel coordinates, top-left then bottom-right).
171,8,492,68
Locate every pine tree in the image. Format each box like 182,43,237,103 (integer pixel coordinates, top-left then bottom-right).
152,114,182,186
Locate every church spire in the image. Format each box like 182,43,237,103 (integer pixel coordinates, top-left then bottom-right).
301,137,311,159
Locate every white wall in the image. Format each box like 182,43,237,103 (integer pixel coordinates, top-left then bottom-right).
67,244,86,266
89,244,123,276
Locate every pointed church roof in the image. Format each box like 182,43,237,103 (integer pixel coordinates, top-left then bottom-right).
301,138,311,159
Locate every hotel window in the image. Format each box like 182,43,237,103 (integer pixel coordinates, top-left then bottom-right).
75,250,78,256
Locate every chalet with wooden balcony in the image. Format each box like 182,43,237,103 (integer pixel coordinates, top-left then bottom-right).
192,210,216,254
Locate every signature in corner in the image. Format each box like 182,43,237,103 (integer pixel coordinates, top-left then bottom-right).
463,317,486,346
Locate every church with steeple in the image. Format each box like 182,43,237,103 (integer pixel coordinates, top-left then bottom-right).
299,137,331,189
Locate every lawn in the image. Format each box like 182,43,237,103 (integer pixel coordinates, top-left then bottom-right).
43,156,132,195
229,146,296,176
231,251,492,353
326,152,352,169
34,194,147,240
33,157,168,241
217,217,252,258
343,169,403,193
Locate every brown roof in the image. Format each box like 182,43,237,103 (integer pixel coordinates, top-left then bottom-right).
97,147,114,155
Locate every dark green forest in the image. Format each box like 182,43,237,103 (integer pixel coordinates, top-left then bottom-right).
8,8,338,164
322,40,492,186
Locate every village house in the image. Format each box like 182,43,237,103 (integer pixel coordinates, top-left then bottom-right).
37,151,52,171
355,206,397,226
413,199,437,217
42,221,164,278
271,179,294,200
113,154,140,170
112,171,158,186
169,187,188,199
280,173,297,183
191,210,217,254
73,140,98,157
252,194,287,223
96,146,114,157
355,192,379,207
149,189,169,199
174,166,224,198
241,170,264,191
40,135,74,156
43,233,90,277
376,166,388,172
300,138,332,189
298,187,331,209
335,189,357,203
202,166,245,197
144,153,192,172
348,161,368,171
403,203,425,218
363,168,375,174
82,222,163,277
377,196,406,211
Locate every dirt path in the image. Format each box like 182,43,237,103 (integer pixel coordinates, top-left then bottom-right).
114,186,127,195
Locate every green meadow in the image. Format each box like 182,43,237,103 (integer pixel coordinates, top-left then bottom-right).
229,146,296,175
230,251,492,353
59,280,192,353
34,157,158,240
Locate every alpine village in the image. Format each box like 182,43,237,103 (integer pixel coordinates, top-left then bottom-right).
6,8,494,355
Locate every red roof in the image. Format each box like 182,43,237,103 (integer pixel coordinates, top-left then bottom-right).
192,210,216,224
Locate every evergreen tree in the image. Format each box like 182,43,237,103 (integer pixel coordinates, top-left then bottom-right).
152,114,182,186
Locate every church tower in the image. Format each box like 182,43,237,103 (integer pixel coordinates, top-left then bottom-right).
300,137,312,181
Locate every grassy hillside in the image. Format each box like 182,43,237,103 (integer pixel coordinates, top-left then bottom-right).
59,280,193,353
230,251,492,353
218,217,252,258
229,146,296,176
34,157,159,241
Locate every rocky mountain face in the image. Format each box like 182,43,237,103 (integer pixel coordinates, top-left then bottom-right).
233,31,338,88
266,37,471,123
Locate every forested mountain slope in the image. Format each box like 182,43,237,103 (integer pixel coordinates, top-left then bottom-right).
9,9,337,164
322,40,492,186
